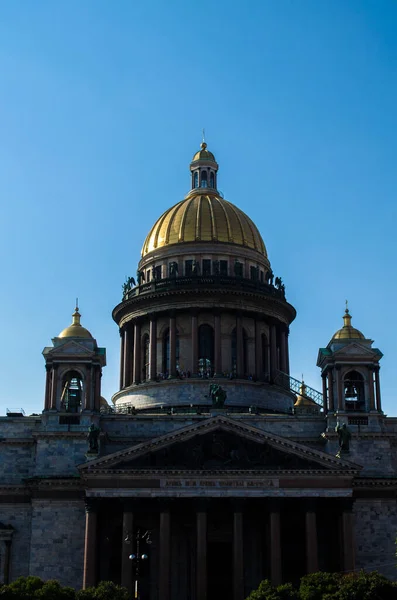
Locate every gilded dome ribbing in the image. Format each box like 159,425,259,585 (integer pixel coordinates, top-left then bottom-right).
141,193,267,257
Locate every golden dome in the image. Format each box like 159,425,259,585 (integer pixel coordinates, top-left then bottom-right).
332,308,365,341
141,192,267,257
58,307,93,339
192,142,216,163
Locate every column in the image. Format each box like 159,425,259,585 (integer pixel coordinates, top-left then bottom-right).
305,501,318,574
255,320,262,380
169,313,177,377
270,324,277,381
327,369,334,412
4,540,12,585
214,313,221,375
94,368,101,411
236,313,243,378
336,367,344,411
368,367,375,411
123,328,131,388
133,320,141,384
269,502,282,586
149,315,157,380
84,365,92,411
119,330,125,390
285,329,290,375
121,501,134,594
191,311,198,375
44,365,51,410
50,365,58,410
322,374,328,414
83,499,98,589
196,506,207,600
159,507,171,600
279,327,287,373
375,367,382,412
233,506,244,600
340,500,355,573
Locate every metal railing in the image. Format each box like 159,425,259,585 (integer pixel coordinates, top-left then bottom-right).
123,275,286,302
274,371,323,407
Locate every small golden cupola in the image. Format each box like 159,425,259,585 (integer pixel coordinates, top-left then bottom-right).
58,305,93,339
294,380,320,415
332,307,365,341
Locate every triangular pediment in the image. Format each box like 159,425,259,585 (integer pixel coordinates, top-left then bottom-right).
79,416,359,474
46,340,95,357
333,342,375,357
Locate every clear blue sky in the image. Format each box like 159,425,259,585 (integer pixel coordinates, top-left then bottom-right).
1,1,396,416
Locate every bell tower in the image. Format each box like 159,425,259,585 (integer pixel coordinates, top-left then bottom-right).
317,307,383,415
42,305,106,415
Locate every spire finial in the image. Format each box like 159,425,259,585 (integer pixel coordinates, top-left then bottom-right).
200,128,207,150
345,299,349,314
72,299,81,325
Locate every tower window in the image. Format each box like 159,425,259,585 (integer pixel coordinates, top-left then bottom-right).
185,260,193,276
198,324,214,377
220,260,228,276
202,259,211,276
344,370,365,411
250,266,259,281
61,370,83,413
201,171,208,187
210,172,215,188
194,172,199,188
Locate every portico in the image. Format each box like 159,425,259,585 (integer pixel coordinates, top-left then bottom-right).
79,416,359,599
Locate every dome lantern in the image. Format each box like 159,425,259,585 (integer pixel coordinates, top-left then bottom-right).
190,141,219,191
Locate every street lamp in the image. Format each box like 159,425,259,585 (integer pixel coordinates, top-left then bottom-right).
127,529,151,599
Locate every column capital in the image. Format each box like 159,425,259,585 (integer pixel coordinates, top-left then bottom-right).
45,364,52,372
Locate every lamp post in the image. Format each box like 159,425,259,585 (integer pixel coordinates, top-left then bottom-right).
128,528,151,600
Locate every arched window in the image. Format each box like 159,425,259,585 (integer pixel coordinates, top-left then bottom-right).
198,324,214,377
60,370,83,412
142,334,150,381
200,171,208,187
231,328,248,377
210,172,215,188
261,334,269,381
344,370,365,411
194,171,199,188
162,328,180,376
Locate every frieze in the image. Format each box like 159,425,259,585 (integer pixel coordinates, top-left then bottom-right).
161,478,278,489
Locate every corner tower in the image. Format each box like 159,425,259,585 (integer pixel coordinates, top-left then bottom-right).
317,307,383,415
112,143,296,413
42,306,106,415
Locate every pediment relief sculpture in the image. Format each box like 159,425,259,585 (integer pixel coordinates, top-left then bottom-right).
117,430,326,471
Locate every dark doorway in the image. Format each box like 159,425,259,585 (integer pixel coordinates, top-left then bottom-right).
207,541,233,600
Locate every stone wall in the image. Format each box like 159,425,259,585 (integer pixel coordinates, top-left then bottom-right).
29,499,85,588
0,503,32,583
34,437,88,476
354,498,397,580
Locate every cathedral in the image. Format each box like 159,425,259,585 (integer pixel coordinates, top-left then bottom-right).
1,143,396,600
